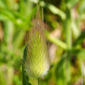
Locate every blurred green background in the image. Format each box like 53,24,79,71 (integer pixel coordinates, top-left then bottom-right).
0,0,85,85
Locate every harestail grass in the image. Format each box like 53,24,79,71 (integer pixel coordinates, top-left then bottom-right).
22,6,50,85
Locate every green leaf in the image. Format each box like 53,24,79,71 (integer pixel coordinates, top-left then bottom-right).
22,47,31,85
55,54,66,85
73,31,85,46
67,0,80,9
77,50,85,61
40,1,66,20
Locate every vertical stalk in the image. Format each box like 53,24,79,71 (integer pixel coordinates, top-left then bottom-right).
65,8,72,85
66,10,72,49
4,20,14,49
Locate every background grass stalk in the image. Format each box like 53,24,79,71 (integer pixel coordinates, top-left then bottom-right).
45,31,67,50
65,9,72,85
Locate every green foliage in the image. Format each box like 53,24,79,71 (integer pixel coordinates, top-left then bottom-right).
22,47,31,85
55,54,66,85
0,0,85,85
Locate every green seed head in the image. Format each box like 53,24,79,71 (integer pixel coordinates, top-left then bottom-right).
24,18,50,78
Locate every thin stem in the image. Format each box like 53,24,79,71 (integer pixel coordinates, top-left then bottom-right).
65,9,72,85
66,11,72,50
42,7,44,21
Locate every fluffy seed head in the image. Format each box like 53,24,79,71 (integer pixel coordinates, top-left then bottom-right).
24,16,50,78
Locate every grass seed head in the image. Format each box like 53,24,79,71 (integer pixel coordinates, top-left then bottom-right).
24,14,50,78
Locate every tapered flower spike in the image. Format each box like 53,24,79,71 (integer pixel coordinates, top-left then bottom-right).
23,8,50,79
